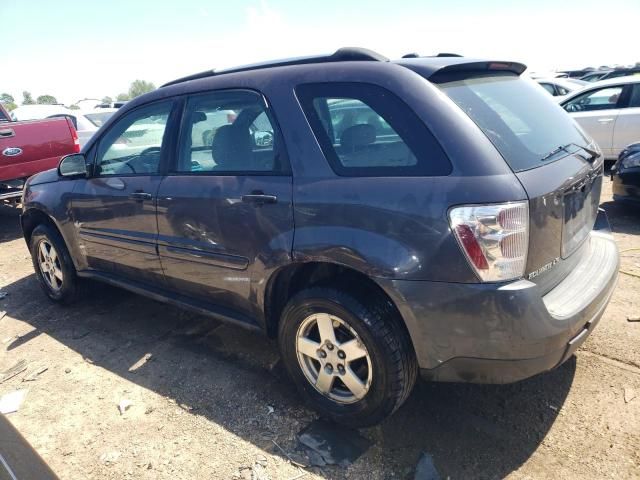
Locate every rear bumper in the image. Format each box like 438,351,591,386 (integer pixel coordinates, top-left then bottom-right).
380,209,619,384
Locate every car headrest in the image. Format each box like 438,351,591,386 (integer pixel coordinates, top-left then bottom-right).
191,111,207,124
340,124,376,150
211,125,253,169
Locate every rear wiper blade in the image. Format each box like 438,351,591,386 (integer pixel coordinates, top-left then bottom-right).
568,143,601,162
541,143,600,163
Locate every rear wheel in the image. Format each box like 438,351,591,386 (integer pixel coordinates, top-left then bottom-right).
29,224,81,304
278,287,417,427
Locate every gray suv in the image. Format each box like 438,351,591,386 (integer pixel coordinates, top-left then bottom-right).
21,48,619,426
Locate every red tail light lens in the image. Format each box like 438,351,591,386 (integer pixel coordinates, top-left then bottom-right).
449,202,529,282
455,224,489,270
66,118,81,153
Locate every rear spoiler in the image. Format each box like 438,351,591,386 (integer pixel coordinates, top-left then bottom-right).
396,58,527,83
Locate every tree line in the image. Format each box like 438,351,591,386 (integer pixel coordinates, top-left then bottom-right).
0,80,156,111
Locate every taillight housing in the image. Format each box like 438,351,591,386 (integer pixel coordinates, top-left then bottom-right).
449,201,529,282
66,118,81,153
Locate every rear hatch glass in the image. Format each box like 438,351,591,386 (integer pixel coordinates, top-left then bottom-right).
436,73,602,290
437,74,590,172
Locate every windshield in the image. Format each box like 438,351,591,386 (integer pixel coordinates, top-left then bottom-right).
438,74,590,172
85,111,115,127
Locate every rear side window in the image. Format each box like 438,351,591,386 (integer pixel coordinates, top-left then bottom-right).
438,75,590,172
297,83,451,176
176,90,287,174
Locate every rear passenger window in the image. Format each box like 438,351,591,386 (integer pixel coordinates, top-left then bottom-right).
176,90,287,174
297,83,451,176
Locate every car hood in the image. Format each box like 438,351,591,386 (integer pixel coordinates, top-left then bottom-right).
27,168,60,186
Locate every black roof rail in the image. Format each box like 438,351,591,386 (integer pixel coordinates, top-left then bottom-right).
402,52,463,59
162,47,388,88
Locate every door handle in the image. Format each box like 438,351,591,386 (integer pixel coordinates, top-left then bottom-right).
241,192,278,205
0,128,15,138
129,191,152,201
597,118,614,124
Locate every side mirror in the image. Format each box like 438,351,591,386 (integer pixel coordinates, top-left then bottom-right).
58,154,88,178
254,130,273,147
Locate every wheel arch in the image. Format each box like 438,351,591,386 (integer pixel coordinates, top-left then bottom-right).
21,208,60,245
20,208,81,270
263,261,411,342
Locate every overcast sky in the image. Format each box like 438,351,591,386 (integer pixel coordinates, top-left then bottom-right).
2,0,639,105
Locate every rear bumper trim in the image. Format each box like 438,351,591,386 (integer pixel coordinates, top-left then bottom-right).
382,210,619,383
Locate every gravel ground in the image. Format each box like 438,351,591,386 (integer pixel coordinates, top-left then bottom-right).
0,175,638,479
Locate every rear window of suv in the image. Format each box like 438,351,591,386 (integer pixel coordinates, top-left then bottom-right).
437,74,590,172
297,83,451,176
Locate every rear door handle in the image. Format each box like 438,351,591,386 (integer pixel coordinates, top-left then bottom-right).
241,193,278,205
0,128,15,138
129,191,152,201
597,118,614,124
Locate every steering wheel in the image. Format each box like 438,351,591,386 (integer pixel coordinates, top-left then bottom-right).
139,146,162,157
565,103,582,113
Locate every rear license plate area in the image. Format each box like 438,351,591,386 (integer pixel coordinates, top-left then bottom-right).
562,174,601,258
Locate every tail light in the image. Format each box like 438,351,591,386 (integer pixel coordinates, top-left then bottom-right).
66,118,81,153
449,201,529,282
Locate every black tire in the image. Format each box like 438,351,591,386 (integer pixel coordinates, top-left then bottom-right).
29,223,80,304
278,287,417,427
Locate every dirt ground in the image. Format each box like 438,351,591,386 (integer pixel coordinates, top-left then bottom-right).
0,175,638,480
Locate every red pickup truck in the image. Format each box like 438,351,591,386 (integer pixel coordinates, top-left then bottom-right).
0,103,80,203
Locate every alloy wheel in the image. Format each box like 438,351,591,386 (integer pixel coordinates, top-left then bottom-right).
295,312,372,404
37,240,64,291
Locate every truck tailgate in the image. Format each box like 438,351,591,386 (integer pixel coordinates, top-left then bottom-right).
0,117,77,183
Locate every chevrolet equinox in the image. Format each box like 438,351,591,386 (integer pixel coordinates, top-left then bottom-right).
21,48,620,426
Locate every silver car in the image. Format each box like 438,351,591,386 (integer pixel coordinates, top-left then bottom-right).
560,76,640,159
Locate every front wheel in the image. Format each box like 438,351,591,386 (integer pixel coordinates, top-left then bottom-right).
278,287,417,427
29,224,81,304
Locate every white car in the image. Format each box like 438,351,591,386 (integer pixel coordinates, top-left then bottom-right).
536,78,582,97
10,105,116,147
560,76,640,159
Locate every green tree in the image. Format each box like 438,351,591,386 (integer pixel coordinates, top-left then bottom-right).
36,95,58,105
128,80,155,99
22,91,35,105
101,96,113,104
68,104,80,110
0,93,16,111
116,93,130,101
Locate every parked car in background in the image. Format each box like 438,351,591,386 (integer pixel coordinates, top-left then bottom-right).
558,68,597,79
21,49,619,426
596,68,640,82
81,108,117,128
566,78,589,87
0,104,79,203
73,99,102,110
560,76,640,159
96,100,128,109
10,104,74,121
611,142,640,204
536,78,582,97
10,105,115,147
581,70,613,82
